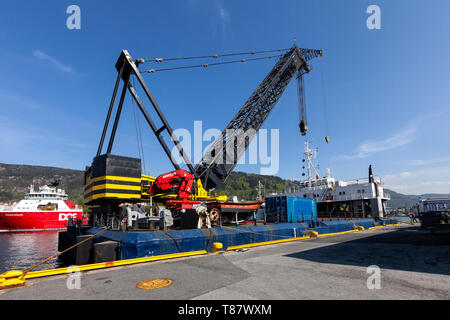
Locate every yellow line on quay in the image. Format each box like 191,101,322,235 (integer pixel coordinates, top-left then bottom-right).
225,229,361,251
226,222,409,251
23,250,208,280
368,223,406,230
225,228,362,251
226,236,311,251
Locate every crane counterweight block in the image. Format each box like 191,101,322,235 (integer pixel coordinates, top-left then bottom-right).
84,153,145,205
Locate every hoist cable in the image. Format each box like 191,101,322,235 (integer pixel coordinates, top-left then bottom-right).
319,58,330,143
137,99,146,174
141,48,289,63
140,54,284,73
297,73,307,130
131,87,141,160
131,77,147,174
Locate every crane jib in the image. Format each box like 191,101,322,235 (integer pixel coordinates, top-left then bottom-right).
195,46,322,190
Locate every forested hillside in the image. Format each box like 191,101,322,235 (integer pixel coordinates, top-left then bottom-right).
1,163,447,209
0,163,84,204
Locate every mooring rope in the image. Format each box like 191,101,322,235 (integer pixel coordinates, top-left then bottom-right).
19,226,110,279
165,232,182,251
349,220,358,229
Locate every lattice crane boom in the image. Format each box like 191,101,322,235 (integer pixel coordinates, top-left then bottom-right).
194,45,322,190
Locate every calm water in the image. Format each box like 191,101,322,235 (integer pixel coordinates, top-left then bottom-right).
0,231,63,273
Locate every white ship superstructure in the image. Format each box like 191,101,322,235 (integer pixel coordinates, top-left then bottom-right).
286,141,390,218
0,183,87,232
1,184,78,212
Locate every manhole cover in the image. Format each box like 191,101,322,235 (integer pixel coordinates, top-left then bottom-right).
136,278,172,290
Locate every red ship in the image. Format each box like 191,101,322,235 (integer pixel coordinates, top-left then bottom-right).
0,184,88,232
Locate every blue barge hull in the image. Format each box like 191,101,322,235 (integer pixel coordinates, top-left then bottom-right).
85,218,404,260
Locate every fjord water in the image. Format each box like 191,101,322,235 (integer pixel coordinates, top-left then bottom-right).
0,231,63,273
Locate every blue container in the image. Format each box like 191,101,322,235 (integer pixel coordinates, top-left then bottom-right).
265,196,317,222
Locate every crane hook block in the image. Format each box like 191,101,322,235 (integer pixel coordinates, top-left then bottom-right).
325,136,330,143
299,120,308,136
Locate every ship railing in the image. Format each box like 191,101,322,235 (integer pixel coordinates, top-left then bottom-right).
340,178,370,185
317,211,372,219
325,193,387,201
342,177,384,186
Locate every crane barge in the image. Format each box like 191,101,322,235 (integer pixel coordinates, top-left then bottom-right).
59,46,403,264
83,45,322,230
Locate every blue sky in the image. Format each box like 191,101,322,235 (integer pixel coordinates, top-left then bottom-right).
0,0,449,195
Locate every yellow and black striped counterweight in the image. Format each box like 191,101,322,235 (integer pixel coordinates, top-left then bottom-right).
84,154,155,205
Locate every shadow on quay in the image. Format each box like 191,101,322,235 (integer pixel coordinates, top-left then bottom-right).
285,227,450,276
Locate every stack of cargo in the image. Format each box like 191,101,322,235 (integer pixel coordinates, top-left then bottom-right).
265,195,317,223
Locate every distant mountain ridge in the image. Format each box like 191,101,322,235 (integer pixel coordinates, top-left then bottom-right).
0,163,84,204
382,188,449,209
0,162,448,209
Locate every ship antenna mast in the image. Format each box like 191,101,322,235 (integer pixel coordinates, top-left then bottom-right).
303,140,321,188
